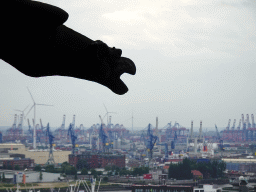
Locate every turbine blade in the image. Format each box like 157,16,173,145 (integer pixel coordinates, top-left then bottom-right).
25,105,34,118
24,105,30,112
103,103,108,112
36,104,53,106
103,113,107,119
27,87,35,103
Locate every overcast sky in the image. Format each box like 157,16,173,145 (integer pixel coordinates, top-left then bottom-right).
1,0,256,132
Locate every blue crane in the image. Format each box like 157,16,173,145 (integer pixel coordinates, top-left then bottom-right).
157,143,168,161
215,124,224,152
99,115,108,152
45,123,55,165
145,124,158,160
68,123,77,155
171,131,177,150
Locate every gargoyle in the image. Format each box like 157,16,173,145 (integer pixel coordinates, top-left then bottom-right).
1,0,136,95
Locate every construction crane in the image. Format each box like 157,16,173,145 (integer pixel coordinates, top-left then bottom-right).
252,114,256,128
99,115,108,153
171,131,177,150
45,123,55,165
231,119,236,130
231,119,236,141
16,113,24,136
67,123,77,155
215,124,224,156
145,124,158,160
226,119,231,131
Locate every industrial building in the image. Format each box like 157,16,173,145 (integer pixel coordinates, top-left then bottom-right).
69,153,125,169
222,158,256,173
0,143,71,164
0,170,61,183
1,158,34,170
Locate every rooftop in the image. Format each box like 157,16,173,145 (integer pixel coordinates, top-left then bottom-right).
191,170,203,176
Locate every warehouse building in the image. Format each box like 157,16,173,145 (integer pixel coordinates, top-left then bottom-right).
0,144,71,164
0,170,61,183
0,158,34,170
222,158,256,172
69,153,125,169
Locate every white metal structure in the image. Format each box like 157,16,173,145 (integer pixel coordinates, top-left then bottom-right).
25,87,53,149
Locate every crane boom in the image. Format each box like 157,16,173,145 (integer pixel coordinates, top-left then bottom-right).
237,119,241,130
189,121,193,139
215,124,220,140
231,119,236,130
61,115,66,129
252,114,255,128
226,119,231,130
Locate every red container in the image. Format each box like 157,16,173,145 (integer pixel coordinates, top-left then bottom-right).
143,174,152,179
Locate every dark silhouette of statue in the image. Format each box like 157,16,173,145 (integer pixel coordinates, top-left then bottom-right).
1,0,136,95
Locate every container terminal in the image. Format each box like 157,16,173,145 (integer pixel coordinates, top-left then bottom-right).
1,113,256,192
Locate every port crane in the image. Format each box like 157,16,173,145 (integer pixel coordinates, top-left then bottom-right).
145,124,158,160
215,124,224,157
171,131,177,150
45,123,55,165
99,115,108,153
157,143,168,161
68,123,77,155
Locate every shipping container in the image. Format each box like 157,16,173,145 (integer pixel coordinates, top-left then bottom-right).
143,174,152,179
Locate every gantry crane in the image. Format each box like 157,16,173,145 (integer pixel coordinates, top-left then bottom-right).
215,124,224,157
45,123,55,165
68,123,77,155
99,115,108,153
145,124,158,160
171,131,177,150
157,143,168,161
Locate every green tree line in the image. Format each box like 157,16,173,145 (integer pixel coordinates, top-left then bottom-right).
168,158,226,180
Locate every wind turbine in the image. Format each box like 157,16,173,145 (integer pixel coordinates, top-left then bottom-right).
103,103,117,125
25,87,53,149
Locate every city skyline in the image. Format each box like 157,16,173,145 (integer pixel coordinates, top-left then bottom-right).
1,0,256,129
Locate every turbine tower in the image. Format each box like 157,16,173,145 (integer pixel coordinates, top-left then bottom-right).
25,87,53,149
103,103,117,125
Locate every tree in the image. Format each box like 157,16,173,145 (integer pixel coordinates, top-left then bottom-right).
81,168,88,175
182,158,193,179
104,166,112,171
39,171,43,180
7,165,13,170
103,177,108,182
23,164,28,170
2,172,5,182
217,160,226,178
34,165,41,172
14,165,20,170
45,165,55,173
76,159,88,170
168,158,193,180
